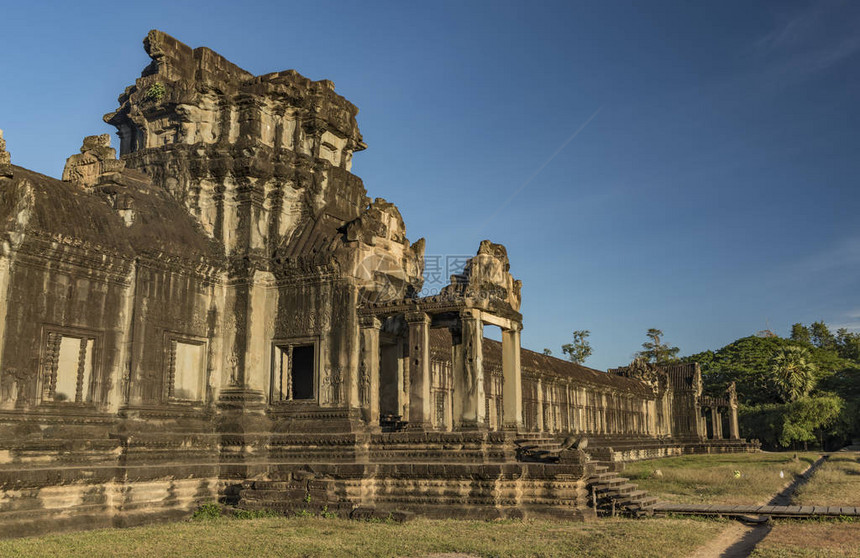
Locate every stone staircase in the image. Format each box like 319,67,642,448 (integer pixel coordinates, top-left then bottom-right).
513,435,660,517
586,461,659,517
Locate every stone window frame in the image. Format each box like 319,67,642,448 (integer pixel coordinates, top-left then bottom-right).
270,336,320,404
163,332,209,404
39,325,102,406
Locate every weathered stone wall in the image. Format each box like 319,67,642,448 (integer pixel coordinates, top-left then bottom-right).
0,169,134,412
241,460,593,521
126,264,224,406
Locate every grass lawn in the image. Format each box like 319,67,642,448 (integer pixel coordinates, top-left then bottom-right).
792,452,860,507
751,520,860,557
0,516,727,558
624,452,821,505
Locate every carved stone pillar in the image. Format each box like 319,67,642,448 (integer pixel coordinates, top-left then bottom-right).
535,378,544,432
359,316,382,427
729,405,740,440
714,408,723,440
405,311,432,429
457,310,485,429
696,404,707,440
0,256,11,409
710,407,720,440
501,325,523,430
450,325,464,428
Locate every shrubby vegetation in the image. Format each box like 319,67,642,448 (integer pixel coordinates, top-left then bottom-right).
682,322,860,450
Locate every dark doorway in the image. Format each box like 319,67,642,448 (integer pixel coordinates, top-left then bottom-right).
379,341,401,418
703,408,714,439
291,344,315,400
720,408,731,440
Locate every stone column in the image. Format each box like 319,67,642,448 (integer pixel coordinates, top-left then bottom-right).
716,409,725,439
696,403,708,440
501,325,523,430
729,405,740,440
457,310,485,429
566,385,574,433
0,254,13,409
450,325,465,428
405,311,432,429
709,407,719,440
535,378,544,432
359,316,382,427
545,384,554,432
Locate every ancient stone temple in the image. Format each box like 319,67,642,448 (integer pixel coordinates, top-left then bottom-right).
0,31,752,536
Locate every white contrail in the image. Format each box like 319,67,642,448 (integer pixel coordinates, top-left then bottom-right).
478,106,602,231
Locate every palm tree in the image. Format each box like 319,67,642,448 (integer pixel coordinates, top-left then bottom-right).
769,346,816,402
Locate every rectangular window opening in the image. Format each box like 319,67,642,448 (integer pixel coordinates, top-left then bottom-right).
273,343,316,402
45,332,95,404
171,340,205,401
434,391,447,429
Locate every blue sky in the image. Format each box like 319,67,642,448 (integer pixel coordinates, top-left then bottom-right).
2,1,858,369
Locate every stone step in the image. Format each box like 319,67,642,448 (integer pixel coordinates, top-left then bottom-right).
631,497,659,508
586,466,659,518
586,472,617,482
625,498,656,508
597,484,638,496
593,479,631,492
612,490,649,502
595,484,636,497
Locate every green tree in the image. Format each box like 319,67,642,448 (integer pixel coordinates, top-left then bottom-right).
779,395,844,448
542,348,553,356
810,321,836,349
770,346,816,402
819,366,860,447
835,328,860,361
741,395,843,449
682,334,853,406
638,328,679,365
790,323,811,344
683,326,859,449
561,330,592,364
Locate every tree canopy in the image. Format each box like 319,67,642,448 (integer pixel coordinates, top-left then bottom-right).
561,330,592,364
637,328,679,365
683,321,860,450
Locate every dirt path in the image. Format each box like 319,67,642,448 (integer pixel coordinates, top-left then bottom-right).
687,455,829,558
689,522,772,558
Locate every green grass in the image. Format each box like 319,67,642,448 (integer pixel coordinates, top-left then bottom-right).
751,519,860,557
793,452,860,507
624,452,821,505
0,516,727,558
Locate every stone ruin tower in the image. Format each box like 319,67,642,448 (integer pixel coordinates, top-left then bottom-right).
0,31,751,535
101,30,427,421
